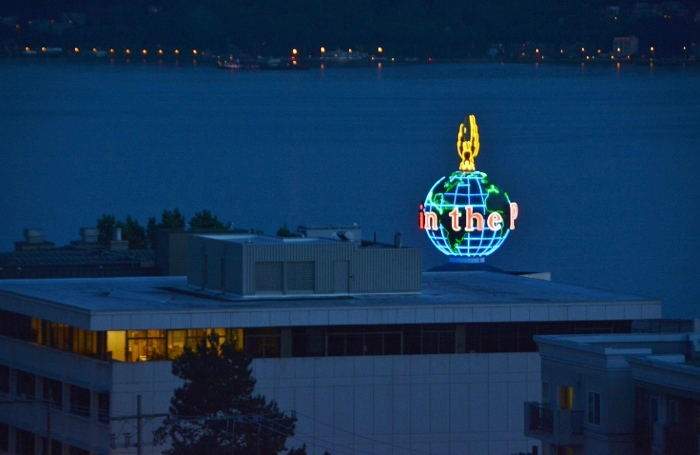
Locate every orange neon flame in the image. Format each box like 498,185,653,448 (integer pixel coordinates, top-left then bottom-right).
457,114,480,172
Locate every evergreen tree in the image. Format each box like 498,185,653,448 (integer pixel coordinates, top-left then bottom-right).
96,214,117,243
276,224,293,237
146,216,157,249
189,209,226,230
119,215,146,249
159,208,186,229
155,333,296,455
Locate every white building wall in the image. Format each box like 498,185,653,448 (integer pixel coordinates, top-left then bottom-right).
253,353,543,455
108,362,182,455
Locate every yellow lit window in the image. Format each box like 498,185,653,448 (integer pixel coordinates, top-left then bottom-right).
559,386,573,410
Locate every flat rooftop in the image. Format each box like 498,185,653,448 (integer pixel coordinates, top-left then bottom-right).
195,234,341,245
0,271,660,331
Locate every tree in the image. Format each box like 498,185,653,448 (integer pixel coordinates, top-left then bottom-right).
276,224,294,237
160,208,186,229
155,333,297,455
119,215,146,249
146,216,157,249
189,209,227,230
96,214,117,243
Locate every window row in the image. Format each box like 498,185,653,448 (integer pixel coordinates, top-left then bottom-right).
0,365,109,422
0,423,91,455
0,309,632,362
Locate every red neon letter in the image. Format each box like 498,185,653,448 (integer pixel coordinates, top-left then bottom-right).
449,207,462,232
423,212,439,231
487,212,503,231
509,202,519,230
465,206,484,232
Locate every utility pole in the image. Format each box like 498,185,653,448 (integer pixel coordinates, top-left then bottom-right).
136,394,142,455
46,390,52,455
110,395,168,452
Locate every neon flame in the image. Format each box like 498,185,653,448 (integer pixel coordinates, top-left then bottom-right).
457,114,480,171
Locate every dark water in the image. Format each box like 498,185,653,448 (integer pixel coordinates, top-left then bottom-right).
1,58,699,319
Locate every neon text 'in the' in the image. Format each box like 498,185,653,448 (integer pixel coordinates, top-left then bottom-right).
419,202,519,232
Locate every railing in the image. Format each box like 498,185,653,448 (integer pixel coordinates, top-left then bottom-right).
526,402,553,433
665,422,698,455
524,402,585,446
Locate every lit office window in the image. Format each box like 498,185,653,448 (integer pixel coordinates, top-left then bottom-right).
106,331,126,361
559,386,573,410
127,330,167,361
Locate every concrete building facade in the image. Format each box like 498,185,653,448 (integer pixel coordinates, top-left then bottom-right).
0,233,662,455
525,331,700,455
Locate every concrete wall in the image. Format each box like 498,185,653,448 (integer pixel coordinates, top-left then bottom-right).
187,235,422,296
253,352,543,455
109,362,182,454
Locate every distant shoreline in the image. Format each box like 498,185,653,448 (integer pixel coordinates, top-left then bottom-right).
3,53,698,69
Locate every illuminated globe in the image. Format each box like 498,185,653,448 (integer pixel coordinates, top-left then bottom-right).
422,170,514,258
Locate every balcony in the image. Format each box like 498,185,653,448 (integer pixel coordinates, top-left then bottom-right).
524,402,585,446
665,422,698,455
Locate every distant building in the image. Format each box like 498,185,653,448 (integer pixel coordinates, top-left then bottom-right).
1,229,156,279
0,228,662,454
612,36,639,58
525,330,700,455
13,229,55,252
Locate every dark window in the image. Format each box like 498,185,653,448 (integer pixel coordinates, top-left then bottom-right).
245,328,281,358
15,428,34,455
98,392,110,423
299,326,404,357
292,327,325,357
70,385,91,417
16,370,35,400
0,423,8,453
0,310,33,341
43,377,63,409
587,391,601,425
0,365,8,394
68,445,90,455
422,325,455,354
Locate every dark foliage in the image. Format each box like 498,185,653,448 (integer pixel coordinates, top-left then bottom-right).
155,333,296,455
189,209,226,230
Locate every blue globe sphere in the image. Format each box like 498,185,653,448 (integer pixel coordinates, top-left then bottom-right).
422,171,514,258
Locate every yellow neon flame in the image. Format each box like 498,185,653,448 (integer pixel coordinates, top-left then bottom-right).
457,115,480,172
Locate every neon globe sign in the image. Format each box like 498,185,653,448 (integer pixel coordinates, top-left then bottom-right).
419,115,519,261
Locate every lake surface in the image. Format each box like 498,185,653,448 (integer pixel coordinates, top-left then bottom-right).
1,58,699,319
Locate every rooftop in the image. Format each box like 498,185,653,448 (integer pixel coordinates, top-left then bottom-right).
0,271,660,331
